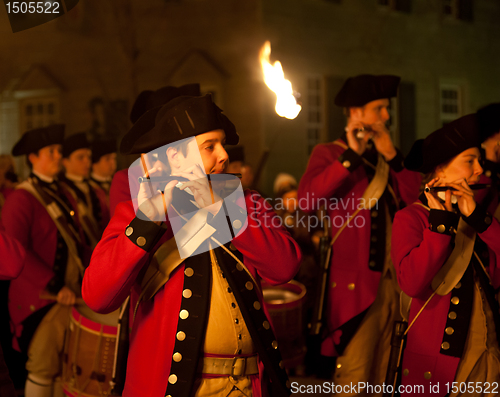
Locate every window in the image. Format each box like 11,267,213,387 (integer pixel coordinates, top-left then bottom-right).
443,0,473,21
440,85,462,125
306,76,324,154
20,96,60,132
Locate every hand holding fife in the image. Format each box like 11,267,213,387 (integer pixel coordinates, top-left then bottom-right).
424,177,453,212
370,121,397,161
137,166,177,223
345,120,372,156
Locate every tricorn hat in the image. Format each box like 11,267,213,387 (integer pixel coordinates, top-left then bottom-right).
91,138,117,163
63,132,90,158
130,83,201,124
404,114,480,174
334,74,400,108
121,94,238,155
477,103,500,143
12,124,65,156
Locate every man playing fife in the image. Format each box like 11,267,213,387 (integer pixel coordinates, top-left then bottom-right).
82,94,302,397
298,74,421,388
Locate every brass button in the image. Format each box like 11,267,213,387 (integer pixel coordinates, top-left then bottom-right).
342,160,351,168
125,226,133,236
136,236,146,246
29,305,36,312
403,369,409,376
272,340,278,349
332,282,337,288
70,210,75,216
232,220,242,229
336,363,342,369
448,311,457,320
179,310,189,320
245,281,254,290
348,283,355,290
424,371,432,379
173,352,182,362
436,224,446,233
371,223,377,230
370,249,377,255
486,170,492,178
185,268,194,277
451,297,459,305
263,321,270,330
235,318,239,324
485,217,492,225
455,282,461,289
371,211,378,218
371,236,377,242
176,331,186,341
168,374,177,384
236,263,244,271
230,243,237,251
253,301,261,310
369,260,376,267
182,289,192,299
441,342,450,350
445,327,454,335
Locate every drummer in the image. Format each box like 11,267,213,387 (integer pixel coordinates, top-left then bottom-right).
2,125,86,397
82,94,302,397
392,114,500,396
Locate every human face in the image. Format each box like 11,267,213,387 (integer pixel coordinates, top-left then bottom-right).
436,147,483,185
351,98,390,126
194,129,228,174
92,153,117,178
63,148,92,178
29,144,63,178
482,131,500,163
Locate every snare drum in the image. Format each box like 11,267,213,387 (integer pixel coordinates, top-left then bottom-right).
262,280,307,369
62,304,120,397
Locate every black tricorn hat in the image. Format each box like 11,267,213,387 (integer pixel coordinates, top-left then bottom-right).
477,103,500,143
63,132,90,158
334,74,400,107
130,83,201,124
404,114,480,174
226,146,245,163
91,138,117,163
121,94,238,155
12,124,65,156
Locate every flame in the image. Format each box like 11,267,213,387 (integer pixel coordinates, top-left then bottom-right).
259,41,301,120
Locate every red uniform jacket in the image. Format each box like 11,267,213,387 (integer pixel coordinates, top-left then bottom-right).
0,230,25,280
298,140,421,356
2,187,73,349
82,190,301,397
392,201,500,394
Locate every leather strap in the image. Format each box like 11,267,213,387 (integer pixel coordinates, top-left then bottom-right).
17,180,85,281
201,355,259,376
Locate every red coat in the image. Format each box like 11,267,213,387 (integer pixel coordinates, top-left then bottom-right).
0,230,25,280
297,140,421,356
109,167,142,218
392,202,500,394
2,188,63,346
82,190,301,397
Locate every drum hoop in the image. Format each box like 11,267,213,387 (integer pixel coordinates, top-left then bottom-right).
70,308,117,338
262,280,306,308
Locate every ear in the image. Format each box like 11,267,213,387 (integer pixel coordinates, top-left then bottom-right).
28,152,38,166
434,165,446,179
349,106,362,120
166,147,180,168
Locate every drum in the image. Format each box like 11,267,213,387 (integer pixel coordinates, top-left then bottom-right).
262,280,307,369
62,304,120,397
